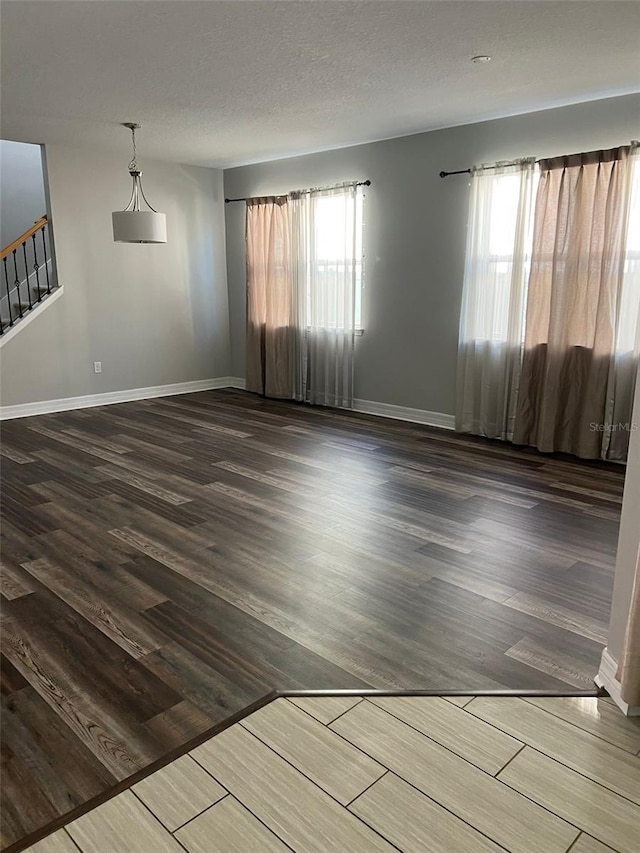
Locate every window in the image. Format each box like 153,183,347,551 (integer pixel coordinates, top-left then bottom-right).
306,189,364,331
459,162,538,348
617,156,640,354
463,157,640,354
482,172,538,343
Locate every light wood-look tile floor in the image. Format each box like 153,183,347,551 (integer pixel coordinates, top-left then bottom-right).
25,695,640,853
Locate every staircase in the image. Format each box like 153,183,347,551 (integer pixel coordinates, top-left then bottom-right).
1,215,58,336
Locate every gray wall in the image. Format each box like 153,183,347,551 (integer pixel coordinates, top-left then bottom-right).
0,145,230,406
3,95,638,412
1,139,47,248
224,94,640,414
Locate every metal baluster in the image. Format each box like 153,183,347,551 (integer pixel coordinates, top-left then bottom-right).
12,250,23,318
41,225,51,294
31,233,42,300
22,241,33,309
2,256,13,328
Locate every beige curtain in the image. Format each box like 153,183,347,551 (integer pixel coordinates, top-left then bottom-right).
617,548,640,707
513,146,636,458
245,197,295,399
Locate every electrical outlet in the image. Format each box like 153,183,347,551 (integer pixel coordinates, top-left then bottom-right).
93,362,102,374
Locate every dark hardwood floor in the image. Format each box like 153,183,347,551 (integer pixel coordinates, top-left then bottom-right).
0,389,625,850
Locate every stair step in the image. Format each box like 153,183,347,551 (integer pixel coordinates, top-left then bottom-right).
12,295,47,308
2,286,59,330
6,287,48,298
2,285,50,301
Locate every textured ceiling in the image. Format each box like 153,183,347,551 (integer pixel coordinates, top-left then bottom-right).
1,1,639,168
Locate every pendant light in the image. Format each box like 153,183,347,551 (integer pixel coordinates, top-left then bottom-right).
112,122,167,243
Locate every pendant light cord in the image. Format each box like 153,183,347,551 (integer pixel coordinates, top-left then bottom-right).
128,125,138,172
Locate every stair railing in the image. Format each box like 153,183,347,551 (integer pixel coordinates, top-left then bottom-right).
0,215,52,334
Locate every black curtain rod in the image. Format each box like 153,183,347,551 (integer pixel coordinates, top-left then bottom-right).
440,140,638,178
225,179,371,203
440,162,529,178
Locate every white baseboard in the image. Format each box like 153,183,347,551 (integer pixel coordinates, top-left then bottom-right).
0,376,452,430
221,379,453,429
0,376,243,420
595,647,640,716
353,397,455,430
226,380,453,429
228,377,247,390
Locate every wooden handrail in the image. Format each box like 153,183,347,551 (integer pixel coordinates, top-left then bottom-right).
1,215,48,260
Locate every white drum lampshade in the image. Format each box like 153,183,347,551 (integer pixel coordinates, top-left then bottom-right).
112,123,167,244
112,210,167,243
